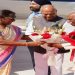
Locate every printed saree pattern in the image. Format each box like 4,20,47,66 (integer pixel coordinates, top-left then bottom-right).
0,25,21,75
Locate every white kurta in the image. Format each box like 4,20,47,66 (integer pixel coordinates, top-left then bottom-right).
62,21,75,74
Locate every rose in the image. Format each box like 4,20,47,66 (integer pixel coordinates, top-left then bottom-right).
31,33,39,36
41,33,51,39
61,32,66,35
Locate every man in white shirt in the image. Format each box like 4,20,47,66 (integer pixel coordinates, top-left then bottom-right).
62,12,75,75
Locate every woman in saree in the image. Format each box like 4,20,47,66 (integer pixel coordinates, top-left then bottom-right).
0,10,22,75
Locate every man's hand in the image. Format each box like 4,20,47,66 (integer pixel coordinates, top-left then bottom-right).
48,43,62,48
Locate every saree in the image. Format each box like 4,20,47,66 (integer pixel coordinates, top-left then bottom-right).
0,25,22,75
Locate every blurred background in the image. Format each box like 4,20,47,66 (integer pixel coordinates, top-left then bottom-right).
0,0,75,32
0,0,75,19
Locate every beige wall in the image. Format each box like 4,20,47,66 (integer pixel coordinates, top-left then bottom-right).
0,0,31,19
0,1,75,19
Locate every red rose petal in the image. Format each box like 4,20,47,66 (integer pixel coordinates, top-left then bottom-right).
31,33,39,36
61,32,66,35
41,33,51,39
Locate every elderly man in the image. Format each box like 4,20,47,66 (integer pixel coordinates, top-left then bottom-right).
25,5,67,75
25,0,52,72
62,12,75,75
26,0,51,34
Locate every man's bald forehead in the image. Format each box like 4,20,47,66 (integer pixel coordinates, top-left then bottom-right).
41,5,55,11
68,12,75,19
68,12,75,17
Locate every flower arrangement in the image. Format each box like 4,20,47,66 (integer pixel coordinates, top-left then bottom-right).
29,26,66,43
30,24,75,45
30,26,75,62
